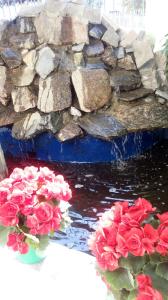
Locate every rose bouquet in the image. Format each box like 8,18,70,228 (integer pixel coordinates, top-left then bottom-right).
0,166,72,256
89,198,168,300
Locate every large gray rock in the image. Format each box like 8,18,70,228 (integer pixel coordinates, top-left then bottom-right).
108,96,168,132
155,89,168,101
0,66,8,106
11,66,35,87
38,72,72,113
84,40,104,57
12,111,62,139
89,24,106,40
118,88,153,102
133,38,154,69
0,48,22,69
155,51,168,88
57,121,83,141
86,56,106,69
120,31,138,47
114,47,125,59
139,66,158,91
35,46,55,79
16,17,36,33
110,70,141,91
72,68,111,112
0,103,19,126
78,113,127,140
12,86,37,112
35,12,88,45
10,33,36,50
101,47,117,68
102,26,119,47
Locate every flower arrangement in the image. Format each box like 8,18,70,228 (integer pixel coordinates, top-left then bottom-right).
89,198,168,300
0,166,72,255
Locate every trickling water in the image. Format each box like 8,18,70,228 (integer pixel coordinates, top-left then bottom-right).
5,140,168,253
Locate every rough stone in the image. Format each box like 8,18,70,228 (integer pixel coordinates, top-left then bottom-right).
35,46,55,79
118,55,137,71
86,56,106,69
72,68,111,112
72,43,85,52
102,26,119,48
84,40,104,57
155,89,168,101
74,53,85,67
114,47,125,59
0,48,22,69
16,17,36,33
0,66,8,106
70,106,82,117
0,58,4,66
23,49,37,69
125,47,134,54
89,24,106,40
11,87,37,112
11,66,35,87
158,97,165,105
117,88,153,102
139,66,158,91
101,47,117,68
78,113,127,140
12,111,63,139
35,12,88,46
101,14,119,32
108,96,168,132
120,31,138,47
56,48,75,72
110,70,141,92
155,51,168,87
0,103,19,126
133,38,154,69
38,72,72,113
9,33,36,50
57,121,83,141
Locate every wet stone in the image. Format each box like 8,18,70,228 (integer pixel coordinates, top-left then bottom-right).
84,40,104,57
78,113,127,140
89,24,106,40
0,48,22,69
118,88,153,102
57,121,83,141
110,70,141,92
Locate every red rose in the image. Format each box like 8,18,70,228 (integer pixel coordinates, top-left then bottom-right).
112,202,129,223
124,228,145,256
34,202,53,223
134,198,155,212
143,224,158,243
0,202,19,226
137,286,163,300
156,227,168,255
157,212,168,224
136,274,152,290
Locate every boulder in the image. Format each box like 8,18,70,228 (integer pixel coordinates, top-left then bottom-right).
35,46,55,79
0,103,19,126
16,17,36,33
89,24,106,40
23,49,37,69
12,111,62,139
133,38,154,69
117,88,153,102
38,72,72,113
57,121,83,141
118,55,137,71
86,56,106,69
102,26,119,47
120,31,138,47
110,70,141,92
114,47,125,59
155,89,168,101
70,106,82,117
84,40,104,57
139,66,158,91
108,96,168,132
9,33,36,50
0,48,22,69
78,113,127,140
35,12,88,46
0,66,8,106
10,66,35,87
12,86,37,112
155,51,168,87
101,47,117,68
72,68,111,112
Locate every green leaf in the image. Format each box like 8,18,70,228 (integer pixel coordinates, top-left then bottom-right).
127,290,137,300
156,262,168,280
106,289,129,300
119,254,147,274
0,226,11,245
38,235,49,251
104,268,135,291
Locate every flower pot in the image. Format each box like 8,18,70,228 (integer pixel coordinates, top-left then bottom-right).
16,247,46,264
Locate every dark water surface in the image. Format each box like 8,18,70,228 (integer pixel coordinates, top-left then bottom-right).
7,140,168,253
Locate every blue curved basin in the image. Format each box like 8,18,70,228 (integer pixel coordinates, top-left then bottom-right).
0,127,167,163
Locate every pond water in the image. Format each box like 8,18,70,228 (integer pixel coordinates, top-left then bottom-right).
6,140,168,253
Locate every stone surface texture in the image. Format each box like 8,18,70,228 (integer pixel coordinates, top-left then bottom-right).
72,68,111,112
0,0,167,141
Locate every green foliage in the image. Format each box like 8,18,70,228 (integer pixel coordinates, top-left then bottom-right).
0,225,11,246
119,254,147,275
103,267,135,291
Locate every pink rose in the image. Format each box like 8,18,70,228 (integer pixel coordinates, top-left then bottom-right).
34,202,53,223
124,228,145,256
136,274,152,290
0,202,19,226
137,286,163,300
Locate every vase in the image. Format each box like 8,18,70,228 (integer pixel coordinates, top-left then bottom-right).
16,247,46,264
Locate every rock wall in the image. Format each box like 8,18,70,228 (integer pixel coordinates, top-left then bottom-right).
0,0,168,142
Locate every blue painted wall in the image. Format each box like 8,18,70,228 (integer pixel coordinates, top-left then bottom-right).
0,127,167,163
